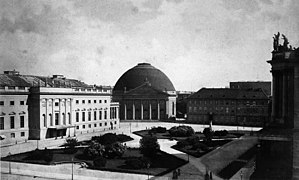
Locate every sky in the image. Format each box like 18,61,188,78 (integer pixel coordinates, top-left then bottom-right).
1,0,299,91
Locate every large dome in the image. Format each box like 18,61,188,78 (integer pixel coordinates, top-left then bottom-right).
113,63,175,93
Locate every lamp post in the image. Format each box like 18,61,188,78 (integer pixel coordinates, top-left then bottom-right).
8,152,11,174
147,163,150,180
71,157,74,180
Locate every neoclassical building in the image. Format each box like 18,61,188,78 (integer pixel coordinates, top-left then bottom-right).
113,63,177,121
0,70,119,145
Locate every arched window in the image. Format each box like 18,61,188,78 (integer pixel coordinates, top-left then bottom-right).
62,113,65,125
68,113,71,124
43,114,46,127
49,114,52,126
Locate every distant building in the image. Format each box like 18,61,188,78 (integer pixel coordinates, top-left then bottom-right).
230,81,271,97
176,91,194,118
0,71,119,145
113,63,177,120
186,88,269,126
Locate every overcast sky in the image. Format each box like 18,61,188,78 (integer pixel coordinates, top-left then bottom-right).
1,0,299,91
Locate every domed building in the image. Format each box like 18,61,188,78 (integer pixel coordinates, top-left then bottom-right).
113,63,176,120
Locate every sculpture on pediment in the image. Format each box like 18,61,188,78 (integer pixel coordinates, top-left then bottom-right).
282,34,289,51
273,32,280,51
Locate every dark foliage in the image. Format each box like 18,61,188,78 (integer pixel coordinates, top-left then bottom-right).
64,138,79,154
213,130,228,137
169,126,194,137
203,128,213,142
93,157,107,167
140,136,160,157
149,126,167,134
83,141,105,158
104,142,126,159
91,133,133,145
124,157,150,169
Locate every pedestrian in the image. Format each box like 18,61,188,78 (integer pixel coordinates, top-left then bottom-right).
205,170,210,180
177,168,181,176
210,171,213,180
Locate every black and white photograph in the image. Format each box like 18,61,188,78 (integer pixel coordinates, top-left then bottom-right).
0,0,299,179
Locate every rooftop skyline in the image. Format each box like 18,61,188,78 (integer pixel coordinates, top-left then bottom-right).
1,0,299,91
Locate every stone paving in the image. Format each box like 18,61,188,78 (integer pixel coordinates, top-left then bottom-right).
0,122,261,180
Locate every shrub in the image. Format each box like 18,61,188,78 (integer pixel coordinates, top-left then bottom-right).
203,128,213,142
176,140,189,148
104,142,126,159
140,136,160,157
64,138,79,148
191,142,209,151
149,126,167,134
92,133,118,145
214,130,228,137
116,134,133,142
84,141,105,158
93,157,107,167
169,126,195,137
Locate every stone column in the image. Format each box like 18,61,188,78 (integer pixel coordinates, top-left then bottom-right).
294,66,299,129
124,104,127,120
282,72,287,122
45,99,48,127
116,107,119,119
157,101,160,120
271,71,276,122
65,99,67,125
70,99,73,124
59,99,62,125
141,103,143,120
133,102,135,120
51,99,54,126
149,103,152,120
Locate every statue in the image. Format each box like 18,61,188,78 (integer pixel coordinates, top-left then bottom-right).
273,32,280,51
282,34,289,50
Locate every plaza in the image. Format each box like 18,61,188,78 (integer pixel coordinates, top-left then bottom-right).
0,121,261,180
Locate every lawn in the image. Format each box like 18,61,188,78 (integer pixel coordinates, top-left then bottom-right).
172,139,232,158
2,147,186,176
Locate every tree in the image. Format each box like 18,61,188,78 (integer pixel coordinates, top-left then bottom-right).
140,136,160,157
203,128,213,142
84,141,105,158
64,138,79,154
104,142,126,159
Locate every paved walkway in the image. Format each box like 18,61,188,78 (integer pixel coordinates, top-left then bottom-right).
1,122,261,180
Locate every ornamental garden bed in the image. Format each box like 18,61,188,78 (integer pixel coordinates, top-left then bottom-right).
2,147,186,176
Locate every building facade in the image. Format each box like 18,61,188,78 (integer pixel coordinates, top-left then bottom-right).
267,45,299,129
0,71,119,145
113,63,176,120
186,88,269,126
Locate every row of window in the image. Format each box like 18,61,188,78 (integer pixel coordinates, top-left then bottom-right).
0,116,25,130
75,99,108,104
188,106,267,114
189,100,266,106
75,110,108,122
43,113,71,127
10,131,26,138
76,121,117,130
0,101,25,106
